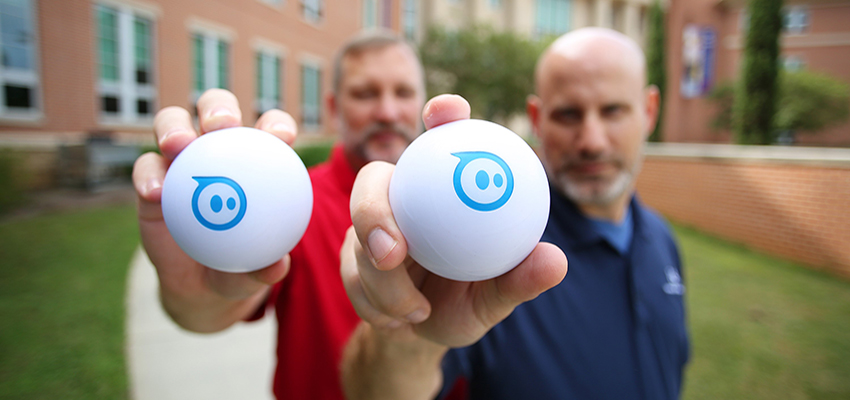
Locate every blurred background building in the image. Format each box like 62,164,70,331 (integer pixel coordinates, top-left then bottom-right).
0,0,847,190
665,0,850,146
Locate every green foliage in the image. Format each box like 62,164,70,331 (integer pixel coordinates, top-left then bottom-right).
708,81,736,132
419,26,549,122
294,142,333,168
734,0,784,144
0,205,138,399
646,0,667,142
775,71,850,133
0,151,26,214
709,71,850,137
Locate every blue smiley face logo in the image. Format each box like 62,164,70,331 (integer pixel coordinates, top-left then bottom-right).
191,177,247,231
452,151,514,212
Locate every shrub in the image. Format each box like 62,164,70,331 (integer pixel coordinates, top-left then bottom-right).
709,71,850,140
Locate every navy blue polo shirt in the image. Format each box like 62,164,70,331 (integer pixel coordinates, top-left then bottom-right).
440,190,690,400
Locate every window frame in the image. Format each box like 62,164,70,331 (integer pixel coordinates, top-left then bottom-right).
0,0,42,121
255,46,283,119
190,30,231,102
783,5,809,35
94,2,158,126
300,60,322,132
401,0,418,41
301,0,323,24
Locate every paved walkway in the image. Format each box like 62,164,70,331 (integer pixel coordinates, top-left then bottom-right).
125,247,276,400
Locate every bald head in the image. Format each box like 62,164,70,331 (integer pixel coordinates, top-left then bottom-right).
535,28,647,96
527,27,659,221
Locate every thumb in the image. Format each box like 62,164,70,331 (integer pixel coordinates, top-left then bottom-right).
476,243,567,327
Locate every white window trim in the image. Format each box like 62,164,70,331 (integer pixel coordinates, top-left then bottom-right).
254,41,286,115
95,2,157,126
0,0,43,122
257,0,284,10
187,20,234,102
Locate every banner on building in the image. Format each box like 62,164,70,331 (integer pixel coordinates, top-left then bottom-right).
681,24,716,98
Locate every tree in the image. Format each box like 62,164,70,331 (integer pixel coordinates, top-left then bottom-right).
646,0,666,142
709,71,850,140
733,0,783,144
419,26,549,122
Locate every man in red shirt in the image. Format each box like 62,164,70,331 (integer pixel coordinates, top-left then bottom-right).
132,30,426,399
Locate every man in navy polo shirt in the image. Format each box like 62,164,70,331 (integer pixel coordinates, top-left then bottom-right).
339,27,689,400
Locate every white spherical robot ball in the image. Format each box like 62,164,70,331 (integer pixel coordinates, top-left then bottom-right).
161,127,312,273
389,119,550,281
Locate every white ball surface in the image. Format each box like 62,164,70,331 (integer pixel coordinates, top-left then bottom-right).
161,127,312,273
389,119,550,281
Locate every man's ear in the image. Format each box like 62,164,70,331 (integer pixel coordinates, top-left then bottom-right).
644,85,661,140
527,94,542,139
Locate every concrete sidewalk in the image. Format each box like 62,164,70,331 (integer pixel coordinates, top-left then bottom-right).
125,247,276,400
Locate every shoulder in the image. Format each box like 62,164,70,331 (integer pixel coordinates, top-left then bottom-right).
634,200,681,261
635,201,674,240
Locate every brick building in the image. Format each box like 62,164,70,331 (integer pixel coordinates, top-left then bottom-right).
0,0,417,145
664,0,850,146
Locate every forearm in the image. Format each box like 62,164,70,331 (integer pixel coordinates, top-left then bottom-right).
158,279,269,333
342,322,449,400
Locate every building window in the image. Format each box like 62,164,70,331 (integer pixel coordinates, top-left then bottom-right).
782,55,805,71
490,0,502,8
0,0,39,118
611,1,625,32
363,0,377,28
192,32,229,100
301,63,321,130
95,3,155,123
783,6,809,35
256,50,281,119
301,0,322,23
535,0,571,37
402,0,417,41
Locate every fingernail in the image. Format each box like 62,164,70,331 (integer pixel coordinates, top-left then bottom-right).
159,128,185,145
271,121,295,133
367,228,397,264
204,107,235,129
142,178,162,196
386,319,403,329
405,309,428,324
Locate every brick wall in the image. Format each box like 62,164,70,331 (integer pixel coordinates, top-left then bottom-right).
636,143,850,278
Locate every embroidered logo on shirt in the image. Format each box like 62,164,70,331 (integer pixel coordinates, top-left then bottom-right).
663,266,685,295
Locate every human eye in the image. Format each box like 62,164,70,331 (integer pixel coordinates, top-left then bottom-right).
551,108,582,125
602,104,629,119
351,87,379,100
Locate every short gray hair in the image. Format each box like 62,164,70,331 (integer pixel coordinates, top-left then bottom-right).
331,29,422,95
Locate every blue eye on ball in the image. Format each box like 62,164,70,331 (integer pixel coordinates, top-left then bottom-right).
476,170,490,190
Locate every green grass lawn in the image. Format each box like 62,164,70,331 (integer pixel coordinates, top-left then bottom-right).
0,204,138,400
676,225,850,400
0,203,848,399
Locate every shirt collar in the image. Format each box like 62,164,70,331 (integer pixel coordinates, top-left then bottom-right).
548,186,642,252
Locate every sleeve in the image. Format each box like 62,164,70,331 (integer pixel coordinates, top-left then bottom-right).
243,280,282,322
436,347,473,400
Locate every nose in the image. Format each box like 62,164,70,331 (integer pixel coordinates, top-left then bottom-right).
576,112,608,156
374,92,402,123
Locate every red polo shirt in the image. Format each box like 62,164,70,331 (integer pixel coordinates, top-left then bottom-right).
251,144,361,399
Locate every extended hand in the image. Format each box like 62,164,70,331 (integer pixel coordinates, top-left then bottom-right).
132,89,297,332
340,95,568,347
